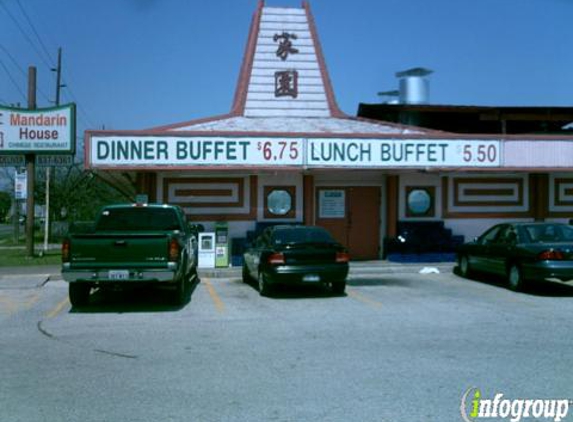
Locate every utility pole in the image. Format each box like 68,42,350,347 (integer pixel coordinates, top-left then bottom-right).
25,66,36,257
43,47,64,252
11,102,22,244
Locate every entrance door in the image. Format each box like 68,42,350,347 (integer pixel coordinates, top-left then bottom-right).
315,187,380,260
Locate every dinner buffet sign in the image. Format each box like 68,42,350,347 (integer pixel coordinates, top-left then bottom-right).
87,135,502,169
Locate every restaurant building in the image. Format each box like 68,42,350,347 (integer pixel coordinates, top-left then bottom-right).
85,1,573,261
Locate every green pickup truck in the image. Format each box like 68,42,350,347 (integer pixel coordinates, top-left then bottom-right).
62,204,201,307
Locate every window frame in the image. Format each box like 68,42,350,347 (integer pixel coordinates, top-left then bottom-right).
264,186,296,219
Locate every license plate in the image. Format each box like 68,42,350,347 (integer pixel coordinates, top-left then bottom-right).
108,270,129,280
303,274,320,282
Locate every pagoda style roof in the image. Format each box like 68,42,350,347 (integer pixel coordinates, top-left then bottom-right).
149,2,433,136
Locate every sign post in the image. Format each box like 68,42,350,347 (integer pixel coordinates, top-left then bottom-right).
0,72,75,256
26,67,36,257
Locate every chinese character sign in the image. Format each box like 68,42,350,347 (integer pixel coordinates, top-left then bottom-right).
275,70,298,98
273,32,299,61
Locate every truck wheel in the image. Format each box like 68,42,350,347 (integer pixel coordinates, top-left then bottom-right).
188,266,198,283
173,278,186,305
69,284,91,307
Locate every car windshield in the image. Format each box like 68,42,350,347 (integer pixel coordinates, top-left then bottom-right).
272,227,335,246
95,207,182,231
520,224,573,243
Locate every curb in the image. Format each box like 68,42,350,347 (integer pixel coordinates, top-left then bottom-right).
0,262,457,284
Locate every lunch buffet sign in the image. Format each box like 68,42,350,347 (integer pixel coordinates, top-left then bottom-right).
86,134,503,169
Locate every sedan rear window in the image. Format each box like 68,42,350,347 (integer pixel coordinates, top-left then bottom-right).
521,224,573,243
272,228,335,245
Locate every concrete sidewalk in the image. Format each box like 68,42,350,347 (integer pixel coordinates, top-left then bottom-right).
0,261,456,287
199,261,455,279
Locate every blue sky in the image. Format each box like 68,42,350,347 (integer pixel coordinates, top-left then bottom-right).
2,0,572,136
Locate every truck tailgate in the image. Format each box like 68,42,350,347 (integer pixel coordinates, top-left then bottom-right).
69,232,172,268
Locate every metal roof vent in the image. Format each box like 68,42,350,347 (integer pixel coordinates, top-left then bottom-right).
396,67,433,105
377,90,400,104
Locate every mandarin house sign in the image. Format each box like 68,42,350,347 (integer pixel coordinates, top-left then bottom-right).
0,104,76,154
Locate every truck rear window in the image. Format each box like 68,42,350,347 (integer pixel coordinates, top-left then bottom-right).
96,208,182,231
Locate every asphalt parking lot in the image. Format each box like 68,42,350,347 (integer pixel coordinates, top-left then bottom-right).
1,267,573,422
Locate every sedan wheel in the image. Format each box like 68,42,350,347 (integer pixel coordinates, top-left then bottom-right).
258,272,271,297
459,255,472,278
242,264,251,283
331,281,346,295
508,264,525,292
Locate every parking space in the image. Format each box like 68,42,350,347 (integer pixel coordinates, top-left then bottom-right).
2,269,573,422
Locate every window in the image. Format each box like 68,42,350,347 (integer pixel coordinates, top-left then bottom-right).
479,225,503,245
405,186,435,217
498,226,518,244
272,227,334,246
96,207,181,231
522,224,573,243
264,186,296,218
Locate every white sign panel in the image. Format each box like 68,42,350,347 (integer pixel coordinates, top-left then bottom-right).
319,190,345,218
87,135,501,169
15,172,27,200
307,138,501,168
0,104,76,154
89,136,303,167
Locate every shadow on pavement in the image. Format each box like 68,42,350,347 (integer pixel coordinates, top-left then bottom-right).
347,277,415,287
242,278,345,299
70,278,200,313
453,266,573,297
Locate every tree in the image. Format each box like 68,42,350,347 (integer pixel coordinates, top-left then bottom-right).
0,191,10,222
34,164,132,223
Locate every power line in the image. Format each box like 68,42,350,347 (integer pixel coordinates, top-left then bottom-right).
0,58,27,102
0,1,54,69
0,43,27,77
62,81,97,128
15,0,55,66
0,43,51,104
2,1,98,127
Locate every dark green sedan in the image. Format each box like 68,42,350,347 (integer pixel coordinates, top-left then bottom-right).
457,222,573,291
242,225,349,296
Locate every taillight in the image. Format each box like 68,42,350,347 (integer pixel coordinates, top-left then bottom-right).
62,239,70,263
268,252,285,265
537,250,565,260
169,239,180,261
336,252,350,263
